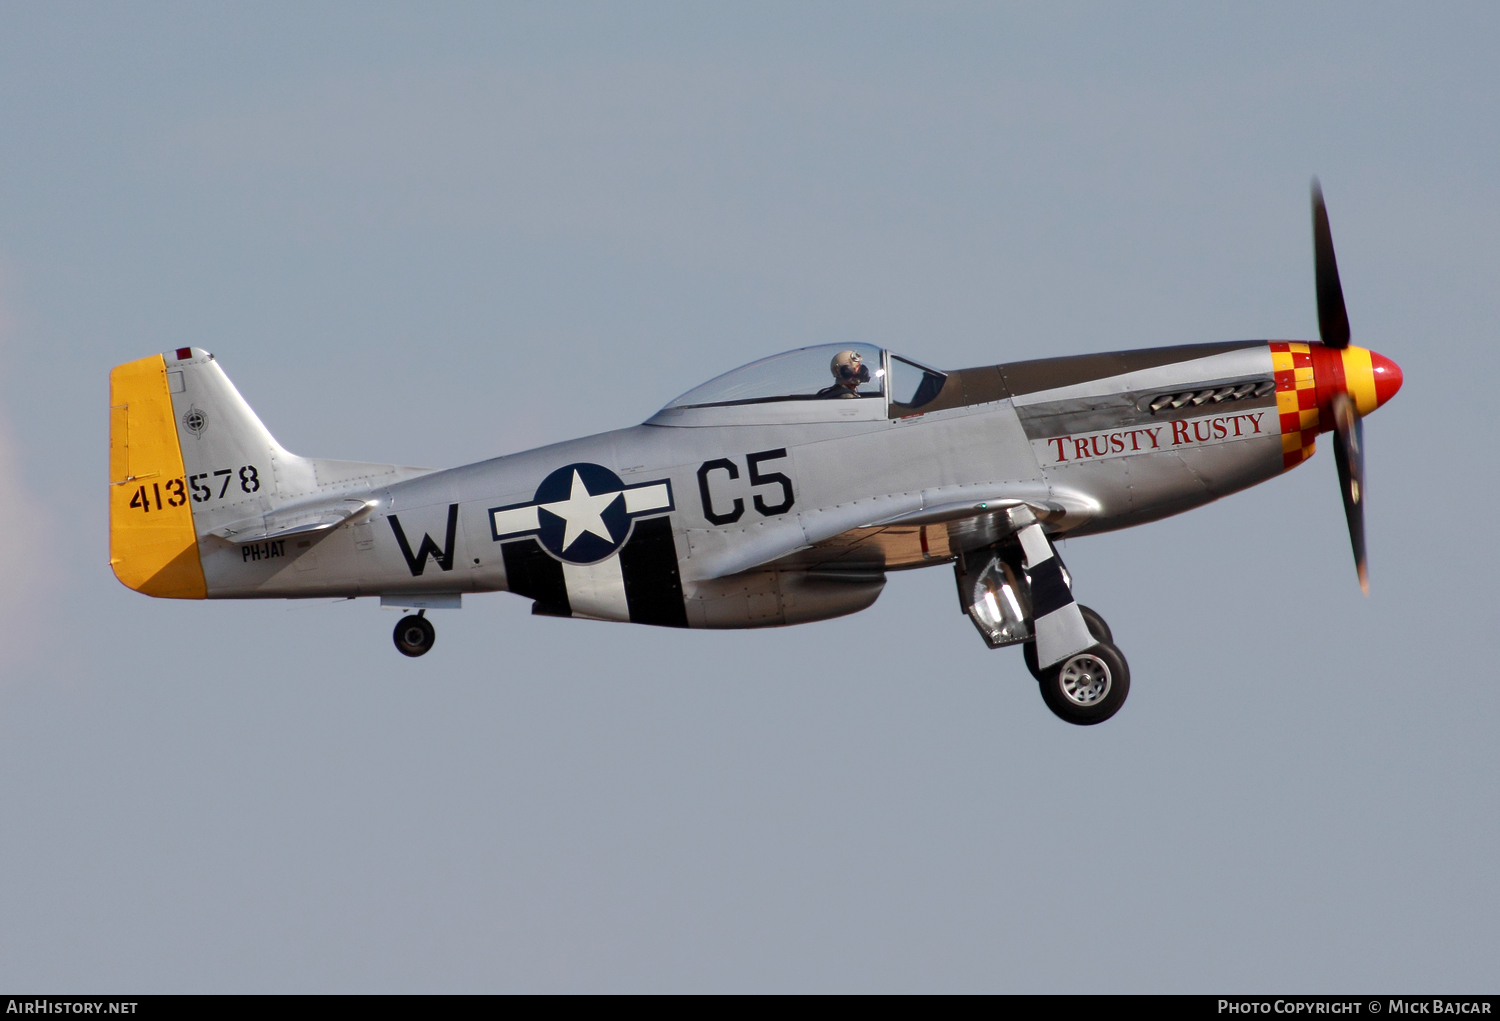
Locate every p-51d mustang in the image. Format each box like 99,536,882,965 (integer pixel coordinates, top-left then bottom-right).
108,184,1401,724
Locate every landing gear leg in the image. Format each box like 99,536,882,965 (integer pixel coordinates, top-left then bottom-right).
394,611,436,658
1023,605,1111,676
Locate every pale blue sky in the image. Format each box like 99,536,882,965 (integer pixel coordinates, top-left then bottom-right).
0,2,1495,991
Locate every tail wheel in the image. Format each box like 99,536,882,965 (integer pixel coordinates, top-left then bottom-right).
394,614,436,658
1023,604,1111,679
1037,641,1130,726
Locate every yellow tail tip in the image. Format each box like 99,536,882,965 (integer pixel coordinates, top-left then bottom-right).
109,354,206,599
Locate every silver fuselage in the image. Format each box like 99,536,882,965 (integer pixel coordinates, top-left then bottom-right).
193,340,1285,627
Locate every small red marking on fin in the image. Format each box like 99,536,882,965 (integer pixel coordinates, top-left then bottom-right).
175,348,192,360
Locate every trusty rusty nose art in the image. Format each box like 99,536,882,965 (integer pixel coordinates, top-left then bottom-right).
108,183,1402,726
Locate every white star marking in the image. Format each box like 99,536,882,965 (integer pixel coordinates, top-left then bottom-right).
539,470,622,553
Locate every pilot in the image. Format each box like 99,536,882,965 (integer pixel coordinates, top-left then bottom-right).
818,349,871,398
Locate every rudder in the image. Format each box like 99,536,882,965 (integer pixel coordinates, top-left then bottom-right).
108,353,206,598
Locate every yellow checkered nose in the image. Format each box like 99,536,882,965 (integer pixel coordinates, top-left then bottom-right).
1270,341,1403,470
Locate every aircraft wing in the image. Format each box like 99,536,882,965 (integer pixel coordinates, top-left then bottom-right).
699,483,1094,579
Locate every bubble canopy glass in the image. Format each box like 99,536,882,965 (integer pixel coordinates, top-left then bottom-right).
662,343,896,410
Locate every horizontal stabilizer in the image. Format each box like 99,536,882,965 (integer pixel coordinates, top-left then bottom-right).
206,497,378,544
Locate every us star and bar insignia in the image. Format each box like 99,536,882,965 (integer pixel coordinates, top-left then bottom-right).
488,462,675,565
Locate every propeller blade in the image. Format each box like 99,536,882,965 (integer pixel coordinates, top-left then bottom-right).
1312,178,1351,350
1330,392,1368,594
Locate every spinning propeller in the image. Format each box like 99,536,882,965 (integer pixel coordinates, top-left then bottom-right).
1310,179,1385,595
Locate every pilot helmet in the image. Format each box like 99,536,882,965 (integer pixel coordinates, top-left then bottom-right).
830,349,871,386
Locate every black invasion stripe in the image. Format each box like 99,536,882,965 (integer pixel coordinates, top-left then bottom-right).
1027,560,1074,618
502,540,570,617
895,340,1266,417
618,516,689,628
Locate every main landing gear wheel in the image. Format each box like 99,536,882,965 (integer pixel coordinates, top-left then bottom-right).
1036,641,1130,726
394,613,436,658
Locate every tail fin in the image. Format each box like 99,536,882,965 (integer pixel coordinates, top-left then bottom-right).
110,347,430,598
109,351,206,598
